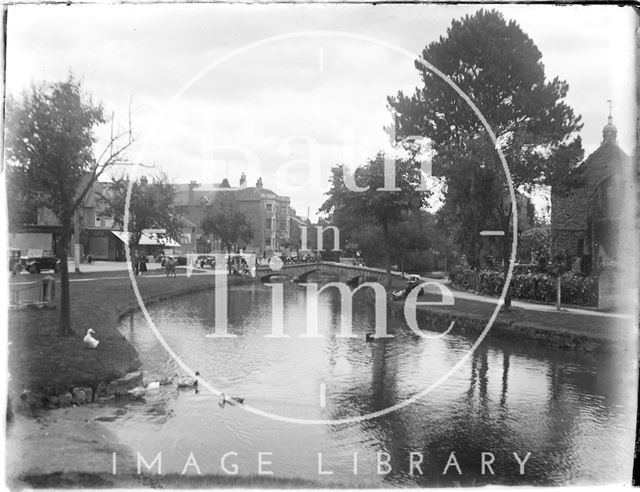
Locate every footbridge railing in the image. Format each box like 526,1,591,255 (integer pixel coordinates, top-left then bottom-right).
255,261,407,285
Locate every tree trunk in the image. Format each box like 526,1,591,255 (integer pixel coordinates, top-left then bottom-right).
57,217,73,336
556,275,562,311
382,221,392,288
502,230,512,311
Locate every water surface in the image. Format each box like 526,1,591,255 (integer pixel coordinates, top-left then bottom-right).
111,282,635,486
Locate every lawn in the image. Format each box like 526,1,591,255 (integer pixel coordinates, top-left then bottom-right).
8,268,243,402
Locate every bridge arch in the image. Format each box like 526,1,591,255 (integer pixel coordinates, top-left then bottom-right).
294,269,320,283
260,273,294,283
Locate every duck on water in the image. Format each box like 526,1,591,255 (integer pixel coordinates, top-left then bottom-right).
127,371,200,398
219,393,245,407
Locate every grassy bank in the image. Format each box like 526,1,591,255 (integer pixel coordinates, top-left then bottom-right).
8,269,246,405
386,286,634,352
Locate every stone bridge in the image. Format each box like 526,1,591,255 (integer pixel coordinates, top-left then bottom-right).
255,261,406,285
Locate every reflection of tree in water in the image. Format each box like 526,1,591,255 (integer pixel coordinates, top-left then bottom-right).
127,284,633,485
500,349,510,411
322,336,621,486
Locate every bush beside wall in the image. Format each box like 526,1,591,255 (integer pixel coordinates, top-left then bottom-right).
450,264,598,307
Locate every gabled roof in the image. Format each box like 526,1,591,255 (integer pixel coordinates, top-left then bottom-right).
577,140,631,190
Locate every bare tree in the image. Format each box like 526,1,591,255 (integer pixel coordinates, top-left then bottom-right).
5,73,135,335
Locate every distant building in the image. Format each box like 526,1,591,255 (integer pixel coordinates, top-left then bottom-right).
9,177,179,261
174,174,299,256
9,175,123,260
551,115,632,274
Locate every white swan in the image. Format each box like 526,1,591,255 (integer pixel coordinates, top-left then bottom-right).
83,329,99,349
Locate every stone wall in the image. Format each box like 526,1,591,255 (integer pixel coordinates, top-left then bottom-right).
550,187,588,255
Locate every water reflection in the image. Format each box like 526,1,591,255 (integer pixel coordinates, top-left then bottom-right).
112,283,635,485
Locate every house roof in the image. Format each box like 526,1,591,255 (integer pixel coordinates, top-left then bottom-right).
174,182,287,206
573,139,631,191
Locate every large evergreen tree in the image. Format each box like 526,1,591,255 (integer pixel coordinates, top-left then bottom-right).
388,9,583,306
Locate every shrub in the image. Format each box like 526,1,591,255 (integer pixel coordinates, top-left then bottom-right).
450,263,598,306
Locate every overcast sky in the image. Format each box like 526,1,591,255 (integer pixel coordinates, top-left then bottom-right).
6,3,636,220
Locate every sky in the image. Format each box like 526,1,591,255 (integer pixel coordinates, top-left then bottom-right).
5,3,637,220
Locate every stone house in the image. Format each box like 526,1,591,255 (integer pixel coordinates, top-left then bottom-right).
551,115,632,275
9,175,122,260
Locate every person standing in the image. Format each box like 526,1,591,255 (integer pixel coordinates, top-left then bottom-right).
139,254,147,276
132,250,140,276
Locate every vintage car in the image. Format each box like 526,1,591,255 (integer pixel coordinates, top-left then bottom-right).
21,249,60,274
9,247,21,272
391,274,424,301
196,255,216,268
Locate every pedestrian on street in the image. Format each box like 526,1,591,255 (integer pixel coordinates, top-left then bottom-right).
139,255,147,276
132,250,140,276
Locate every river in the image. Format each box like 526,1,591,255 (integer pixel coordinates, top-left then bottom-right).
111,280,635,486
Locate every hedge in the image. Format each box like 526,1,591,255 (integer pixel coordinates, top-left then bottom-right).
450,265,598,307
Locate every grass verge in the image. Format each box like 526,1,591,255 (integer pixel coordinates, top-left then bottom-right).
8,268,245,401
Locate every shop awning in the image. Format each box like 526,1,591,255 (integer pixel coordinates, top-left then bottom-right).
112,231,181,248
111,231,130,244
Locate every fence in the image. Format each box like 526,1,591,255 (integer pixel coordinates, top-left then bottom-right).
9,276,56,309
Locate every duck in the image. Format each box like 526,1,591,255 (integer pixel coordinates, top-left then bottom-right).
365,333,375,342
145,376,175,390
127,386,146,399
176,371,200,388
83,329,99,349
220,393,245,406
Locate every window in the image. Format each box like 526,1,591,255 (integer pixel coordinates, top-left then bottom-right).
266,203,273,212
280,220,286,230
266,238,271,246
266,218,271,230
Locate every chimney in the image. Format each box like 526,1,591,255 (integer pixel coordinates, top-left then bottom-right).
239,172,247,189
188,180,199,206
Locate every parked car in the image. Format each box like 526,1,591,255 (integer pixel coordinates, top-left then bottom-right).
9,247,21,272
21,250,60,274
196,255,215,268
